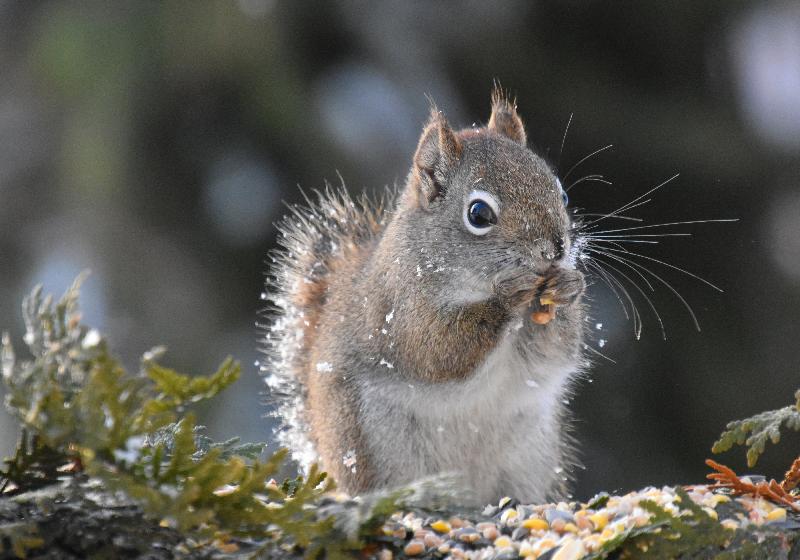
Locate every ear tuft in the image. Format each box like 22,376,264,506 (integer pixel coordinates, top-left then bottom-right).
488,84,527,146
411,105,462,207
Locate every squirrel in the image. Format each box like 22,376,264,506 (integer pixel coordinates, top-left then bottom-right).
263,88,587,506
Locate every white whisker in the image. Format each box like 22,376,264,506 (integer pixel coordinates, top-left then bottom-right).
588,218,739,237
566,174,613,192
597,246,724,292
584,342,617,364
587,233,692,239
580,199,655,230
573,213,643,223
557,112,573,170
589,247,655,292
563,144,614,181
589,239,630,251
585,261,630,322
586,260,642,338
582,173,680,227
589,239,660,244
592,249,703,331
590,252,667,340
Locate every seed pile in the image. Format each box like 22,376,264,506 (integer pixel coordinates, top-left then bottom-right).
375,484,795,559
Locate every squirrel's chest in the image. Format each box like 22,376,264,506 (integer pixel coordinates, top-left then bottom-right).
361,334,576,487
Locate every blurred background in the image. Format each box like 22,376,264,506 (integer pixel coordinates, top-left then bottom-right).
1,1,799,501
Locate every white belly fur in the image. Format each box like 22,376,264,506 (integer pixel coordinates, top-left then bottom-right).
359,330,578,506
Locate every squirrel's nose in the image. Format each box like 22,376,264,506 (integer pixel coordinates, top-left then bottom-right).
539,236,565,261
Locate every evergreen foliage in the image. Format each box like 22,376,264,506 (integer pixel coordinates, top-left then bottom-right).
713,390,800,467
0,276,350,556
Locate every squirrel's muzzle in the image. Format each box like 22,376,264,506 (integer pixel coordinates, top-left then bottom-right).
536,236,567,262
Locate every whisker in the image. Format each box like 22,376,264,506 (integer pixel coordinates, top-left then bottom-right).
587,239,630,252
573,213,643,223
598,246,724,292
583,342,617,364
566,174,613,192
580,199,656,230
586,233,692,239
584,218,739,237
589,247,655,292
585,261,630,322
563,144,614,181
603,266,643,340
586,260,642,338
589,239,660,245
581,173,680,227
596,249,703,332
557,112,573,171
590,253,666,340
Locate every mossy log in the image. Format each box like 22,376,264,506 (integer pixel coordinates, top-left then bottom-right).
3,478,800,559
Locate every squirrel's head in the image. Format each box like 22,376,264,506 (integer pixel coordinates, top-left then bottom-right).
399,88,579,295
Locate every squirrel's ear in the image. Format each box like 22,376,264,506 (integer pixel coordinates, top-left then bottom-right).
488,86,527,146
411,108,462,207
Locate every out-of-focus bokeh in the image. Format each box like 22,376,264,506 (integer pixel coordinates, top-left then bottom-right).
1,1,799,500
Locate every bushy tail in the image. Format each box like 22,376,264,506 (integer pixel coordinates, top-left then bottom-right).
260,184,394,470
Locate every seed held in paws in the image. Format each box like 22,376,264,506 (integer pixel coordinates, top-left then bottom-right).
531,300,557,325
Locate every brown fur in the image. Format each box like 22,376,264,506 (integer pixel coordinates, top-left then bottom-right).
304,238,380,488
488,86,527,145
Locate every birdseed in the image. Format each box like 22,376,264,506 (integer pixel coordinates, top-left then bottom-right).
374,484,795,559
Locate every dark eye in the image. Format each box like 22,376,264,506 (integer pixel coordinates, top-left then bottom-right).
468,200,497,228
463,191,499,235
556,177,568,206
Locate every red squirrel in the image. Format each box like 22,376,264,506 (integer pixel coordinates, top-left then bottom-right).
264,88,586,506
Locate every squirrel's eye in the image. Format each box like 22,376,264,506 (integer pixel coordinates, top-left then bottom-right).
464,190,499,235
468,201,496,227
556,177,568,206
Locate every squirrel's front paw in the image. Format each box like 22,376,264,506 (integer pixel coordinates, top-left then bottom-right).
494,270,544,310
539,267,585,307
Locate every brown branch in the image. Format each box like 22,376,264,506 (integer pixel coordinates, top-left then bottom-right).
782,457,800,493
705,459,800,511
